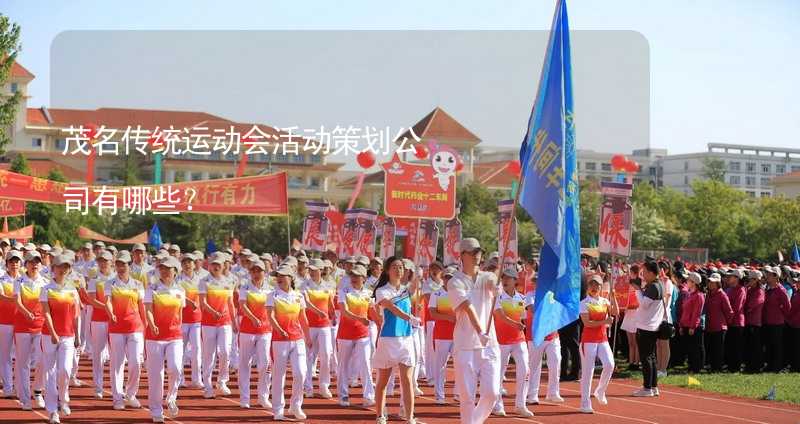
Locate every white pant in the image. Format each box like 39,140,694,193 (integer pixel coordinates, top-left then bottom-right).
424,321,435,381
272,340,307,416
201,325,232,389
0,324,14,394
109,332,144,402
579,342,615,410
146,339,183,418
181,323,202,385
528,338,562,401
413,325,426,381
368,321,378,356
453,346,501,424
81,307,93,355
14,332,44,407
337,337,374,401
90,321,109,393
239,332,272,405
329,323,338,375
496,342,529,410
433,339,454,400
229,317,241,369
304,326,332,392
43,336,75,414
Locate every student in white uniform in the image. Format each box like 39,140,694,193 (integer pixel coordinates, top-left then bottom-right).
578,274,619,414
86,250,115,398
335,264,376,407
14,250,48,410
198,252,237,398
0,250,23,398
237,259,273,410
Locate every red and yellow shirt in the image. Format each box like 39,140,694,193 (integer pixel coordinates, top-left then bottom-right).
238,282,272,335
88,272,114,322
39,282,80,337
430,289,455,341
198,275,235,327
13,274,48,334
580,296,611,344
104,277,145,334
144,282,185,341
494,291,526,345
336,285,372,340
0,274,19,325
301,279,333,328
267,287,306,342
177,272,202,324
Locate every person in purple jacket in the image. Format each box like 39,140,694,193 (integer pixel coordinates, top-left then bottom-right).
723,269,747,373
787,271,800,373
762,266,790,372
743,270,765,373
679,272,705,374
704,273,733,372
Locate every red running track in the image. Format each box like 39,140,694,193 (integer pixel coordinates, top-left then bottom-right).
1,363,798,423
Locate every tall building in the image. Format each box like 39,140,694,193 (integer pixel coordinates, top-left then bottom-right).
2,62,351,204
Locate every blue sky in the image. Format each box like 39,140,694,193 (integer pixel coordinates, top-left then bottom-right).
5,0,800,154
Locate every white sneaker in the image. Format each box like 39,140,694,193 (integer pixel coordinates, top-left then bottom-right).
218,382,232,396
319,388,333,399
515,406,534,417
546,395,565,403
113,401,125,410
653,387,660,396
167,400,179,418
203,389,215,399
273,414,289,421
492,408,506,417
152,416,165,423
527,397,540,405
399,405,407,420
657,370,667,378
49,412,60,424
126,396,142,408
240,402,250,409
363,398,375,408
580,406,594,414
339,397,350,407
35,393,45,408
414,387,424,396
289,406,307,420
21,403,32,411
375,417,388,424
259,395,272,410
191,382,205,390
60,403,71,416
500,387,508,396
94,390,103,399
435,397,447,405
304,388,314,398
406,418,417,424
632,388,654,397
70,378,83,387
594,390,608,405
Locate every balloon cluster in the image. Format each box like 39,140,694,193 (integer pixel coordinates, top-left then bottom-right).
611,154,640,173
506,160,521,177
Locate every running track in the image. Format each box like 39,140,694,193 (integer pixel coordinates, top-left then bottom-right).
1,364,798,423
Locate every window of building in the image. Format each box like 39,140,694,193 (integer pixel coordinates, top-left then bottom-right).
746,191,755,197
55,138,66,151
776,164,786,174
684,175,689,185
276,153,288,163
633,178,642,184
288,176,305,188
745,162,756,173
310,155,321,164
728,161,740,171
32,138,42,148
761,163,771,174
649,166,656,176
601,163,611,171
309,177,321,189
761,192,771,198
191,172,202,181
10,83,18,93
745,176,756,186
729,175,740,185
600,176,611,182
760,177,771,186
791,165,800,173
585,162,596,171
684,161,689,171
291,154,305,164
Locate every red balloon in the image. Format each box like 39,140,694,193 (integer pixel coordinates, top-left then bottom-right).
610,154,627,170
626,160,640,173
507,160,521,177
414,144,429,160
456,161,464,172
83,123,99,140
356,150,376,169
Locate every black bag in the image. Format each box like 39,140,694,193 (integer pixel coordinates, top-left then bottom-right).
656,283,675,340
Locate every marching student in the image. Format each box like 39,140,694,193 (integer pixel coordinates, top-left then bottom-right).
525,287,563,406
578,274,619,414
372,256,421,424
238,259,273,410
743,270,765,373
198,252,238,398
176,253,203,389
301,258,335,399
0,250,23,398
40,254,81,424
788,271,800,372
130,244,153,287
679,272,706,374
428,266,457,404
762,266,790,372
704,273,733,372
621,265,642,371
86,250,115,398
14,250,48,410
724,269,747,372
335,264,376,407
421,261,444,385
267,265,311,421
143,256,185,423
105,251,146,410
448,238,501,424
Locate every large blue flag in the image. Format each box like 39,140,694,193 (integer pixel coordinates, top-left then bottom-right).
148,223,162,251
792,242,800,263
518,0,581,346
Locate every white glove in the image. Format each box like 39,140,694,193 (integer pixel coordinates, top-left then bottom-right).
478,333,491,347
409,316,422,327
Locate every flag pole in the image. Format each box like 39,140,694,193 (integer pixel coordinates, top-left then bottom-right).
286,215,291,254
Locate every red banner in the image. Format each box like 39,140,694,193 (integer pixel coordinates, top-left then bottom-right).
0,225,34,239
498,199,518,272
380,217,396,260
78,226,148,244
0,198,25,217
325,209,344,254
444,213,462,267
396,218,419,261
382,155,456,220
416,220,439,267
302,202,330,252
354,209,378,258
0,169,288,216
598,181,634,257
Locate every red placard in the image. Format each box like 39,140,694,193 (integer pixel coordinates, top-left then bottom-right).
0,198,25,217
382,155,456,220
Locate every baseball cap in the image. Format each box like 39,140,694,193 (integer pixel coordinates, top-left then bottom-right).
282,256,298,266
23,242,36,251
322,259,333,269
589,274,603,285
747,269,762,280
502,267,519,279
5,250,23,262
209,252,226,265
273,265,295,277
159,257,181,271
443,266,457,277
708,273,722,283
115,251,132,264
52,254,73,267
181,253,197,262
192,250,204,259
309,258,325,271
487,251,500,262
38,244,52,252
356,255,370,266
97,250,114,261
93,241,106,248
458,238,482,253
132,243,146,252
402,258,415,271
168,244,180,252
345,256,357,264
241,248,252,256
349,264,368,277
24,250,42,262
764,266,781,277
261,253,273,263
250,260,267,271
0,238,9,246
688,272,702,285
297,255,309,264
726,269,744,279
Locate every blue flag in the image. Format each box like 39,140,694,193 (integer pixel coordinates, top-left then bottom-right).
792,242,800,263
518,0,581,346
148,223,162,251
206,239,218,255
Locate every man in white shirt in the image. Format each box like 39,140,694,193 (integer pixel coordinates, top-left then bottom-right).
447,238,501,424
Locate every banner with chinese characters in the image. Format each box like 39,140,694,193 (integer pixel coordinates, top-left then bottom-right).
353,209,378,258
416,219,439,267
380,217,396,260
382,154,456,220
325,208,344,254
443,211,462,267
598,181,634,257
497,199,518,272
78,226,148,244
0,225,34,239
0,169,288,216
339,209,358,259
302,201,330,252
0,198,25,217
395,218,419,260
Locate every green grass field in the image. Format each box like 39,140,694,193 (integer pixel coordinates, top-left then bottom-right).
658,372,800,405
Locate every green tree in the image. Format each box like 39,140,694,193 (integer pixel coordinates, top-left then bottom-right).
631,203,665,249
701,157,727,182
9,152,30,175
684,179,749,258
0,15,22,155
579,180,601,248
460,211,497,253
